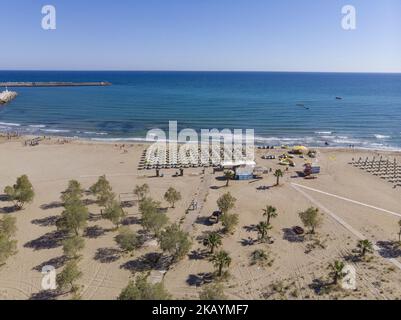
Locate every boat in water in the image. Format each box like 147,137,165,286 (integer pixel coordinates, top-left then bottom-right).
0,87,18,104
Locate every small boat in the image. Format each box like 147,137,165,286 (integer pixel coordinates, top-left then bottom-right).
335,96,343,100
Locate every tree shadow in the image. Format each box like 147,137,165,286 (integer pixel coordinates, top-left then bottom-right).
0,205,19,213
210,185,224,190
376,241,401,258
33,255,68,271
309,278,331,295
31,216,59,227
240,238,256,246
120,252,172,272
122,216,141,226
84,225,107,239
40,201,63,210
282,228,304,243
94,247,121,263
29,290,61,300
195,216,213,226
0,194,10,202
24,231,67,250
243,224,257,232
188,249,208,260
186,273,213,287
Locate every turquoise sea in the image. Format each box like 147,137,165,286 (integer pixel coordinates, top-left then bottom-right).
0,71,401,150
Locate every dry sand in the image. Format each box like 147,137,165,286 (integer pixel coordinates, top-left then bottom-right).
0,136,401,300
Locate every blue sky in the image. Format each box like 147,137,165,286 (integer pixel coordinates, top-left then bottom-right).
1,0,400,72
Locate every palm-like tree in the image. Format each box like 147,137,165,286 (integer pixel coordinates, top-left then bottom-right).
328,260,347,285
256,221,272,242
263,205,278,224
205,232,222,254
274,169,283,186
224,171,235,187
357,239,373,257
211,250,232,277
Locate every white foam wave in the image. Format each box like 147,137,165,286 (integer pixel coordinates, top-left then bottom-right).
0,122,20,127
374,134,390,139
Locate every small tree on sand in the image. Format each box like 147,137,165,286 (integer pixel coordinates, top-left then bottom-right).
133,184,150,202
274,169,283,186
220,213,239,235
199,282,227,300
118,273,171,300
211,250,232,278
328,260,347,285
0,215,17,238
115,227,141,255
0,216,17,266
63,236,85,260
357,239,374,258
159,224,192,262
256,221,272,242
56,260,82,293
57,201,89,236
4,175,35,210
224,171,235,187
298,207,322,234
263,205,278,224
61,180,84,205
139,198,168,236
90,175,115,207
205,232,222,254
103,200,126,228
164,187,182,208
217,193,236,215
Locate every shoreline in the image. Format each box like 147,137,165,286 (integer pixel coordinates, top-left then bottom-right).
2,133,401,154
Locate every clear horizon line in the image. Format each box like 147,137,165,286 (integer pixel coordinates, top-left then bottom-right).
1,69,401,74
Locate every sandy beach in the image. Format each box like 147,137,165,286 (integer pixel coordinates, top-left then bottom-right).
0,136,401,300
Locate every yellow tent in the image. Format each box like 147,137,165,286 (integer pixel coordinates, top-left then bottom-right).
292,145,309,154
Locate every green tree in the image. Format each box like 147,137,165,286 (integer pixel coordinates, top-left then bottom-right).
199,283,227,300
61,180,84,205
90,175,115,207
274,169,283,186
217,193,236,215
328,260,347,285
159,224,192,261
164,187,182,208
103,200,126,228
298,207,322,234
4,175,35,210
0,216,17,266
256,221,272,242
0,215,17,238
139,198,168,235
211,250,232,277
204,232,222,254
250,249,270,267
57,201,89,236
263,205,278,224
63,236,85,260
224,170,235,187
56,260,82,293
220,213,239,235
115,227,141,254
133,184,150,201
118,274,171,300
357,239,373,257
0,234,17,266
